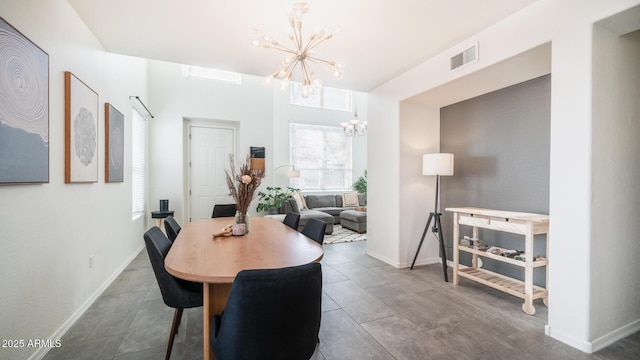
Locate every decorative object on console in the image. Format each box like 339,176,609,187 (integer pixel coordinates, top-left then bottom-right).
410,153,455,282
225,155,265,234
159,199,169,212
105,103,124,183
65,71,98,183
250,2,344,97
341,93,367,136
0,16,49,184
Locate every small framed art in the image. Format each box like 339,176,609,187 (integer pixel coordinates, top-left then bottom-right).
65,71,98,183
105,103,124,183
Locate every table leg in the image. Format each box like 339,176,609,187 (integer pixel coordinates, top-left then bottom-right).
452,212,460,285
522,223,535,315
203,283,232,360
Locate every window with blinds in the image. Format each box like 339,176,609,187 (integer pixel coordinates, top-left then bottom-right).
131,109,146,220
289,123,352,191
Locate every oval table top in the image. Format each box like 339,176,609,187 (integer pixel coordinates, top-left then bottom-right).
165,217,324,283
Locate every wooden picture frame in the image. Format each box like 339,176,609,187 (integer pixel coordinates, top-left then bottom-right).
105,103,124,183
65,71,98,183
0,16,49,184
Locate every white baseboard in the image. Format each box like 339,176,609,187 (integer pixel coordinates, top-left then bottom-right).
29,245,144,360
546,317,640,354
545,324,592,353
364,248,445,269
365,249,402,268
590,318,640,353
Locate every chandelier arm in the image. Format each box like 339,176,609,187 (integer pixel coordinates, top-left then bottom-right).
305,35,330,52
306,56,336,67
301,61,313,84
285,59,300,79
268,43,298,54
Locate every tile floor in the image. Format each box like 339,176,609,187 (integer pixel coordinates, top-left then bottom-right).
43,241,639,360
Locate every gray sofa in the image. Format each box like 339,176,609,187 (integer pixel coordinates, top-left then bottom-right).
303,194,366,223
281,193,367,234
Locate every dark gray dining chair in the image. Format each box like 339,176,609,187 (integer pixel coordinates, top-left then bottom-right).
283,212,300,230
301,218,327,245
163,215,181,243
210,262,322,360
212,204,237,218
143,227,203,360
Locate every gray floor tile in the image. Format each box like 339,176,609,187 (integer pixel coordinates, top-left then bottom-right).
41,241,640,360
323,280,398,324
319,309,395,360
362,315,459,360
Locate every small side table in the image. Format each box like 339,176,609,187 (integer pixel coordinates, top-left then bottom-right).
151,210,174,230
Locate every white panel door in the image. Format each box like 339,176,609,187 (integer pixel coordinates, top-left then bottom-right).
189,126,235,221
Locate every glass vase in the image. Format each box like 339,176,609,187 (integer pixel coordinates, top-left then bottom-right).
234,211,250,234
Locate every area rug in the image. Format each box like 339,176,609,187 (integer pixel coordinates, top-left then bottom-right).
324,225,366,244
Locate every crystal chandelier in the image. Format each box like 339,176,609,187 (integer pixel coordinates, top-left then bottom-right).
341,95,367,137
250,2,344,98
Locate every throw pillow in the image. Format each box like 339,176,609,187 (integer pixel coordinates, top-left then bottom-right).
342,192,359,207
292,191,307,209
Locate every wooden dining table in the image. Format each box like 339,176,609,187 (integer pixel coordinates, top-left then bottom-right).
164,216,324,360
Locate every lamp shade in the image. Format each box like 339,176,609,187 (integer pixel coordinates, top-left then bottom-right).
287,169,300,178
422,153,454,176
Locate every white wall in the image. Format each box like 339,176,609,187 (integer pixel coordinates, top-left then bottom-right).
147,62,368,222
591,22,640,349
146,60,273,222
398,103,440,268
0,1,149,359
367,0,640,353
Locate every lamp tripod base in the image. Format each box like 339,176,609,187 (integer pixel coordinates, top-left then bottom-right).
410,211,448,282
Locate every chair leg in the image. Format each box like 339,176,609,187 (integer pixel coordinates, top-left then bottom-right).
166,308,183,360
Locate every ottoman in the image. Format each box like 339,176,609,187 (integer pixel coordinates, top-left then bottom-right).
340,210,367,233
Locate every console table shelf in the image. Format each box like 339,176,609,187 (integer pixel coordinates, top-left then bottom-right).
446,207,549,315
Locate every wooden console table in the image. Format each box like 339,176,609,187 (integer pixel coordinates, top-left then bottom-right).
446,207,549,315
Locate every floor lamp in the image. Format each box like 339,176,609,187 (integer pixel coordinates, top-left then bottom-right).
410,153,454,282
272,165,300,185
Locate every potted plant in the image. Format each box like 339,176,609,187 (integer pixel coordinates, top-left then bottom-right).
256,186,299,214
353,170,367,194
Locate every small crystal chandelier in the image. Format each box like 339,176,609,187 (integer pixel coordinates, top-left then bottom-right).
250,2,344,98
341,95,367,137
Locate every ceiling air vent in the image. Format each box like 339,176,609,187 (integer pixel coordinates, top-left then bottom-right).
450,42,478,71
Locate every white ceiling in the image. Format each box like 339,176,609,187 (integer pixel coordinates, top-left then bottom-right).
67,0,538,92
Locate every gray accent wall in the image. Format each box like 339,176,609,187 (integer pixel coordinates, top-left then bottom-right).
440,74,550,286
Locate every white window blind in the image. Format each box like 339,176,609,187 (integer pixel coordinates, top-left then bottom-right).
131,109,145,220
289,123,352,190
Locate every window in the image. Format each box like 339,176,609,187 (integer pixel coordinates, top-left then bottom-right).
181,64,242,84
289,123,352,190
290,82,352,112
131,109,145,220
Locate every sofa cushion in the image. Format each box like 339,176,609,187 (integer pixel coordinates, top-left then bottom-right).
304,194,336,208
283,199,299,213
311,207,344,217
291,191,307,209
342,192,359,207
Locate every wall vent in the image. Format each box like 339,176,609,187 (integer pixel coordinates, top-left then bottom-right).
450,42,478,71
